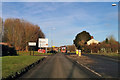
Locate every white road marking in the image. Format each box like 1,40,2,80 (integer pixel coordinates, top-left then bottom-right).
76,61,79,63
76,61,102,77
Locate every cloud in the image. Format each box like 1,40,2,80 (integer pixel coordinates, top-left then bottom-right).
23,2,57,13
2,2,118,46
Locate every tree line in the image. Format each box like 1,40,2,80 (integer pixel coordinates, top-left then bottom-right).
0,18,3,42
84,36,119,53
1,18,45,51
67,45,76,52
73,31,119,53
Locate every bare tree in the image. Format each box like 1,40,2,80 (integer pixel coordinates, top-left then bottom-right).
3,18,45,51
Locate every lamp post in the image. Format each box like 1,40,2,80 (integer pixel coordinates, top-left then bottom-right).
51,27,56,47
49,27,56,51
112,4,117,6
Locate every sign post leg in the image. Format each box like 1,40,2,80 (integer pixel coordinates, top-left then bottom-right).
46,47,47,53
30,47,31,55
33,48,34,56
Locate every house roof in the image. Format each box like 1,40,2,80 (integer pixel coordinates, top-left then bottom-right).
87,39,99,45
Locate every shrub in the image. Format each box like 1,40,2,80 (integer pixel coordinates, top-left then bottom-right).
2,44,17,56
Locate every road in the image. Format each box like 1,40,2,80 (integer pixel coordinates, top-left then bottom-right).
83,54,119,78
20,53,100,78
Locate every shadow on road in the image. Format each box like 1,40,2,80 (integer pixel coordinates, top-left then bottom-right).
67,61,76,78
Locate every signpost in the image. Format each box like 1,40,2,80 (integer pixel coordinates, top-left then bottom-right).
38,38,48,53
28,42,36,55
28,42,36,46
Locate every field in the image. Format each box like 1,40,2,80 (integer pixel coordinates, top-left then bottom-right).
2,56,44,78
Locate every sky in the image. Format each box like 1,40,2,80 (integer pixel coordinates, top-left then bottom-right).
1,0,119,2
1,2,118,47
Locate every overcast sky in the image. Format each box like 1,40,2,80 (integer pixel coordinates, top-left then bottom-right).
2,2,118,47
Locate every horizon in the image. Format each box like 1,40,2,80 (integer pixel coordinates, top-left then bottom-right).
2,2,118,47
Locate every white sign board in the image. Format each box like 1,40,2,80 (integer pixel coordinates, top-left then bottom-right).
38,38,48,48
28,42,36,46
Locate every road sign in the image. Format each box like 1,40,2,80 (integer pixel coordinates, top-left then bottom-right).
76,50,78,55
28,42,36,46
78,50,81,56
38,38,48,48
52,46,55,48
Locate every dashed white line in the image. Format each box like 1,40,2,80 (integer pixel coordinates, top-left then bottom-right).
76,61,102,77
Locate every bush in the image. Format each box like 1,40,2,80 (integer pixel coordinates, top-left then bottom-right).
84,44,100,53
2,44,17,56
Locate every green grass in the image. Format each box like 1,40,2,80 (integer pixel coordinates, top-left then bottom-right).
83,53,120,59
17,51,53,56
2,56,44,78
67,51,75,54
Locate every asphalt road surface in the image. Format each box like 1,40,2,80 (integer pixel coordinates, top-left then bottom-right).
20,53,100,78
83,54,119,78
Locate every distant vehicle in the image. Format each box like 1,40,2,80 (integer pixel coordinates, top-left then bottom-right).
60,46,67,53
38,49,45,53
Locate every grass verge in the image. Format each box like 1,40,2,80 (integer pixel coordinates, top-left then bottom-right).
67,51,75,54
83,53,120,60
65,52,120,60
17,51,53,56
2,56,44,78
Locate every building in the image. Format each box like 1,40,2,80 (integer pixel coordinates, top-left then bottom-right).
87,36,99,45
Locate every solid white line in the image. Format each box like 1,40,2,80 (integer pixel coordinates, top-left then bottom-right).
76,61,102,77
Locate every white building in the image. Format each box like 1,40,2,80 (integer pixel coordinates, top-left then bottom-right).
87,36,99,45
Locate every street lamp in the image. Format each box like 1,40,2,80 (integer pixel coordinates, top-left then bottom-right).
51,27,56,47
112,4,117,6
49,27,56,51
